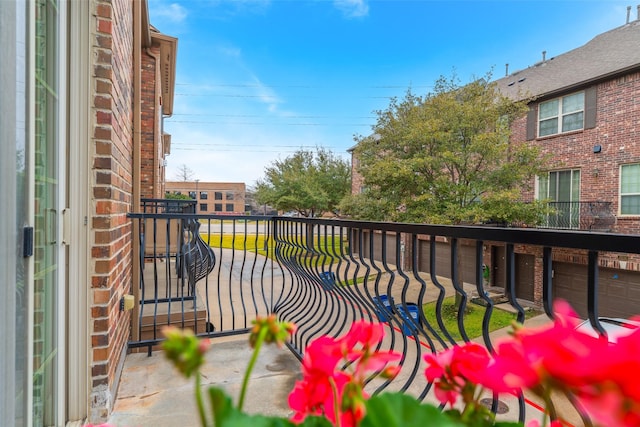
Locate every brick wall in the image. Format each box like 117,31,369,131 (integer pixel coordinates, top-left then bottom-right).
165,181,247,214
513,72,640,234
90,0,134,421
350,154,364,194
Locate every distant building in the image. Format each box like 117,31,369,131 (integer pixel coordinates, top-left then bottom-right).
165,181,247,215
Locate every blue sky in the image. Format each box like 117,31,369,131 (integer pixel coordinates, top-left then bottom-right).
148,0,632,186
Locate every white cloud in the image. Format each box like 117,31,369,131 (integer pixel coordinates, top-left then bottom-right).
333,0,369,18
151,2,188,24
216,45,242,58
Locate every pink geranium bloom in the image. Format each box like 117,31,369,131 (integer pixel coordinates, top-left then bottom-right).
289,320,401,426
480,339,541,393
423,342,491,406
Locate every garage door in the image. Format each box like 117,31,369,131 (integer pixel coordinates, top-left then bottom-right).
490,246,535,302
418,240,478,285
553,262,640,318
352,230,400,266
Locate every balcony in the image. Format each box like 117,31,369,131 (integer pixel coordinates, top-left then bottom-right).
537,201,615,231
116,209,640,426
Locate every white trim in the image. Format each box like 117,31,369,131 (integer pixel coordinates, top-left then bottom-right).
56,1,69,425
66,0,91,421
538,91,585,137
619,163,640,216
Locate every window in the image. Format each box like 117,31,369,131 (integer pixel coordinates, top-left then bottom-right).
226,192,234,200
214,203,223,212
620,164,640,215
200,191,208,200
214,192,223,200
199,203,208,212
188,191,196,199
226,203,234,212
537,170,581,228
538,92,584,137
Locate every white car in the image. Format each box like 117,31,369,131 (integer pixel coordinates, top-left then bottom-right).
576,317,640,343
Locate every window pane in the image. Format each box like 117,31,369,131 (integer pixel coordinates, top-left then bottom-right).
539,118,558,136
622,164,640,193
562,112,583,132
539,100,559,120
226,192,234,200
225,203,234,212
571,170,580,201
562,92,584,114
214,203,222,211
621,195,640,215
214,192,222,200
537,175,549,200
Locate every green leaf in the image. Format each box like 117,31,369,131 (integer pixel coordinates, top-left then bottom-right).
208,387,239,427
361,393,466,427
206,387,332,427
297,415,334,427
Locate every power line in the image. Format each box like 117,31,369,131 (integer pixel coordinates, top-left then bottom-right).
165,120,371,126
173,143,344,148
175,93,394,99
175,82,433,90
169,113,376,119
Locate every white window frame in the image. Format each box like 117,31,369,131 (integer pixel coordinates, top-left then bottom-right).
538,91,585,137
620,163,640,216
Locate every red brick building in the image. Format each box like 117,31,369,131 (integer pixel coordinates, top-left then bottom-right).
349,18,640,318
489,16,640,317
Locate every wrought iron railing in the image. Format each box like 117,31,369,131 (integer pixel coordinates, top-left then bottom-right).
127,210,640,424
537,201,615,231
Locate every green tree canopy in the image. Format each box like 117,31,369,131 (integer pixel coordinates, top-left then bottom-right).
341,73,548,225
254,147,351,217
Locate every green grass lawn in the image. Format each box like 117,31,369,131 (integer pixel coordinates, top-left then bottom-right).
200,233,347,262
422,296,540,342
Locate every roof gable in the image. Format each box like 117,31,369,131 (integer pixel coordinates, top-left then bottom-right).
495,20,640,100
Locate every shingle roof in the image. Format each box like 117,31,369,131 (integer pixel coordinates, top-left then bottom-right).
495,19,640,101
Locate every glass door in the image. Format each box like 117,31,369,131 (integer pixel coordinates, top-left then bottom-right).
0,1,30,425
32,0,63,425
538,170,580,229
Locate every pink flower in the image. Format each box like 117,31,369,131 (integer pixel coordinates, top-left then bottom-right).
423,342,491,406
288,321,401,426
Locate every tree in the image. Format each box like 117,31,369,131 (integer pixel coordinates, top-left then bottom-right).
341,73,549,225
175,164,194,182
254,147,351,217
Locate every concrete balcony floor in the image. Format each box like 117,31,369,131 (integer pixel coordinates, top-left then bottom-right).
107,335,300,427
107,310,583,427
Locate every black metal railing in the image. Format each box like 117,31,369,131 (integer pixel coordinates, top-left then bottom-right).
127,210,640,424
537,201,615,231
141,197,196,213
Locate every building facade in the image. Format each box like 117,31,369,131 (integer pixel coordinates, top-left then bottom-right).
0,1,176,425
165,181,247,215
349,16,640,318
490,15,640,317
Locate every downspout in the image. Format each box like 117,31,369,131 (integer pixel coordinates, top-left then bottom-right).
131,0,142,342
145,46,160,198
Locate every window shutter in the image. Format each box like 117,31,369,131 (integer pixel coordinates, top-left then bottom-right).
526,106,537,140
584,86,597,129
